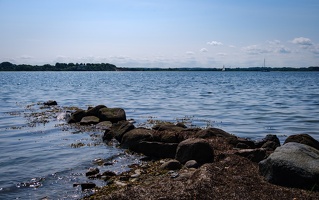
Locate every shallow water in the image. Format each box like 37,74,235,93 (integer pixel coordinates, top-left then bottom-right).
0,71,319,199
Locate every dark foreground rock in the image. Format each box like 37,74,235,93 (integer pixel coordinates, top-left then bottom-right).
175,138,214,164
259,142,319,189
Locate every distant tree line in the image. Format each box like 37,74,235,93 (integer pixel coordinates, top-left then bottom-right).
0,62,117,71
0,61,318,71
117,66,319,71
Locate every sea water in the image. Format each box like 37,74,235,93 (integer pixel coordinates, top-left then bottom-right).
0,71,319,199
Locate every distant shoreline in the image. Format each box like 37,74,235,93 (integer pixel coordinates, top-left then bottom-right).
1,61,318,72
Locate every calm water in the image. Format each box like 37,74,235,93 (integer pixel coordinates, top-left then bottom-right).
1,71,319,199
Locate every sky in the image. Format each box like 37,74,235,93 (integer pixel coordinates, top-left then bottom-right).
0,0,319,68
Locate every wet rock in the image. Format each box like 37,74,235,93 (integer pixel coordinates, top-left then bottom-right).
73,182,96,190
195,128,234,138
175,138,214,164
43,100,57,106
86,167,100,177
235,148,266,162
138,141,178,158
284,134,319,151
120,128,153,151
259,142,319,189
103,129,113,141
96,121,112,130
80,116,100,125
152,124,185,132
102,171,117,181
153,131,179,143
68,109,86,123
110,121,135,142
99,107,126,123
86,105,106,117
185,160,199,168
255,134,280,149
160,159,182,170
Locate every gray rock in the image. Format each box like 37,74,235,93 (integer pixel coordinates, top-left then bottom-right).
160,160,182,170
284,134,319,151
175,138,214,164
259,142,319,189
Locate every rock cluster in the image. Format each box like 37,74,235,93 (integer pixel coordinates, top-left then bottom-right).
66,104,319,195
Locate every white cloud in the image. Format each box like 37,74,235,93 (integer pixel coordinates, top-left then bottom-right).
242,45,271,55
186,51,195,55
207,41,223,46
292,37,313,47
200,48,208,53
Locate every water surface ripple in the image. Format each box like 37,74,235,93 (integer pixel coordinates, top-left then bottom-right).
0,71,319,199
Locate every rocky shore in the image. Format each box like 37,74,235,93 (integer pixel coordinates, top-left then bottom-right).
47,102,319,199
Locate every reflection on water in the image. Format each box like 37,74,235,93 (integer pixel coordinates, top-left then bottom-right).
0,71,319,199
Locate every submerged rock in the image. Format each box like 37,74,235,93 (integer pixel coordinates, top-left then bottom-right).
43,100,57,106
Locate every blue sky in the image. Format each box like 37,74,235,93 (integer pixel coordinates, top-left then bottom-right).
1,0,318,68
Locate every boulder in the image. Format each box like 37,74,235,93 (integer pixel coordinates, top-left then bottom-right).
80,116,100,125
96,121,112,130
110,121,135,142
99,107,126,123
68,109,86,123
160,160,182,170
152,123,185,132
137,141,178,158
86,105,106,116
120,128,153,151
235,148,266,162
175,138,214,164
259,142,319,189
195,128,234,138
255,134,280,149
284,134,319,151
